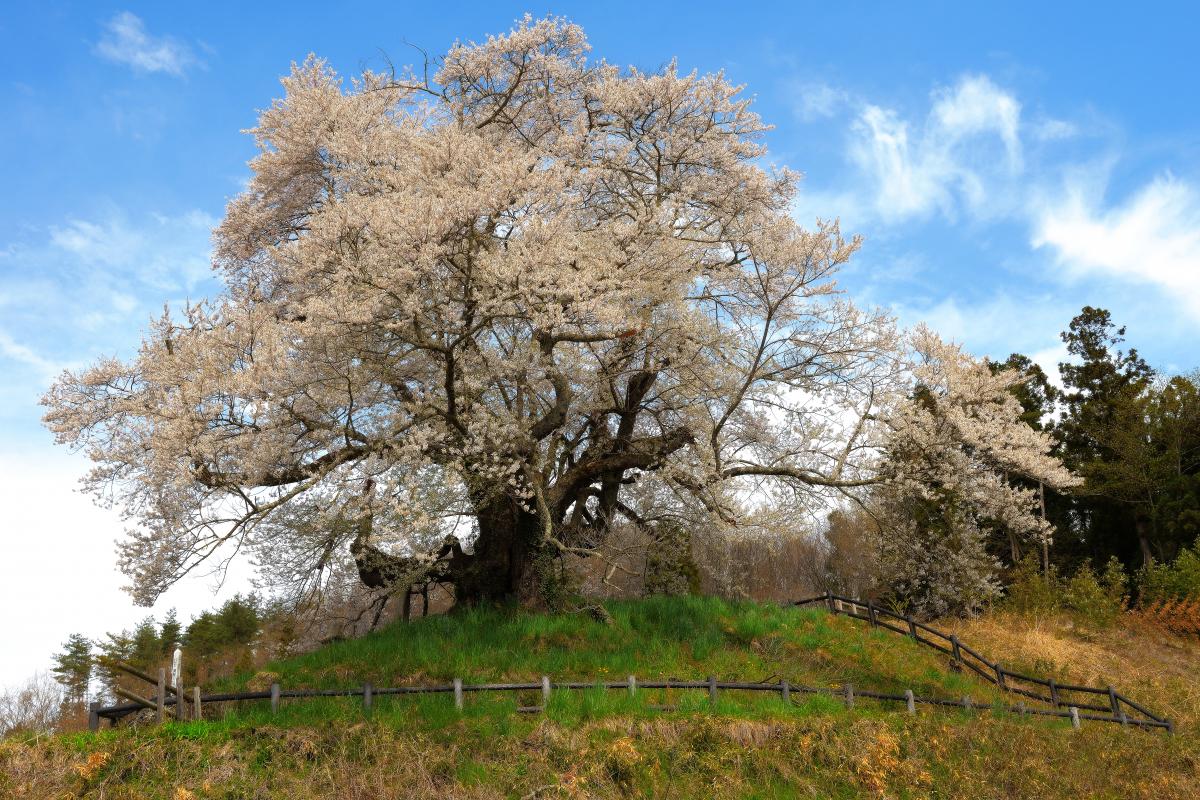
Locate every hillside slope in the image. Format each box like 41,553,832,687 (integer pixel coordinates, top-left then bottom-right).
3,597,1197,799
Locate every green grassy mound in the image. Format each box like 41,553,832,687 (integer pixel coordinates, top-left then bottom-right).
211,596,999,720
3,597,1196,799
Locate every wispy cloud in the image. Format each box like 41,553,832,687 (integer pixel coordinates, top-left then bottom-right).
1033,174,1200,320
1030,117,1078,142
47,209,218,290
796,70,1200,337
95,12,200,76
792,81,851,121
891,292,1077,360
0,207,218,385
0,330,62,380
848,75,1024,222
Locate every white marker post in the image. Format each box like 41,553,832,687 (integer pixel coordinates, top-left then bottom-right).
171,646,183,720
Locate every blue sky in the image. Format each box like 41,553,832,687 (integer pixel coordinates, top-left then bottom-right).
1,2,1198,687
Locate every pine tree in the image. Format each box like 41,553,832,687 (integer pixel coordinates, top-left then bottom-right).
50,633,92,708
159,608,182,656
1057,307,1154,567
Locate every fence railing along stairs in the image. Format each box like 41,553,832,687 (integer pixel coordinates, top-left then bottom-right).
791,592,1173,733
88,594,1174,735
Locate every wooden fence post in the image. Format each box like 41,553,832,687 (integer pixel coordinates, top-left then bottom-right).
88,701,100,732
843,683,854,709
904,690,915,714
824,591,834,612
270,683,280,715
192,686,202,721
454,678,463,710
906,615,918,639
995,664,1006,690
363,682,373,715
156,668,166,724
961,695,972,711
707,675,718,704
1048,679,1060,708
866,601,878,628
949,635,962,667
541,676,551,710
1069,706,1080,730
627,675,637,697
780,680,790,704
1106,685,1120,718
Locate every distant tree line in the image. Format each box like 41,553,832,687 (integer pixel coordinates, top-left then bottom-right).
49,595,268,711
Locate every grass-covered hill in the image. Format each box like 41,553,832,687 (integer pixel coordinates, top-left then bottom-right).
3,596,1198,799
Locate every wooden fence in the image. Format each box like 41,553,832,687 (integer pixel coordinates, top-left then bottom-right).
88,673,1170,733
87,592,1173,735
792,592,1173,733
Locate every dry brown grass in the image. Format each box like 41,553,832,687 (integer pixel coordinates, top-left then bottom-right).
4,711,1198,799
943,610,1200,730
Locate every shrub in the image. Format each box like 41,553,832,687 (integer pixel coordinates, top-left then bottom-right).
1137,539,1200,603
1062,558,1127,629
1002,554,1060,616
0,673,62,738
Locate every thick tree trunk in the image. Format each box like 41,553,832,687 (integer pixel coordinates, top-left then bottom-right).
451,494,549,607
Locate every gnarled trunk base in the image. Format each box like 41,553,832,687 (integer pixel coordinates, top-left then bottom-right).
350,494,557,609
452,496,551,607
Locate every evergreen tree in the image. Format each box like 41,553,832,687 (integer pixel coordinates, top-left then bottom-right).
1057,307,1154,567
183,595,262,680
50,633,92,707
159,608,182,656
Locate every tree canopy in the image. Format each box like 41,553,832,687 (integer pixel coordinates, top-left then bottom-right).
41,17,1074,609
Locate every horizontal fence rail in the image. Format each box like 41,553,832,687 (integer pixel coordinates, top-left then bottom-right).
791,592,1173,734
89,674,1171,733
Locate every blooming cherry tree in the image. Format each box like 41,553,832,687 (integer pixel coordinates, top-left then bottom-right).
42,17,1070,610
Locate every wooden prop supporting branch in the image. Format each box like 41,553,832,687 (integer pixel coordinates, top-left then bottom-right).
113,686,156,711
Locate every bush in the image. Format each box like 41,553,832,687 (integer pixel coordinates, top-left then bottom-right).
644,523,701,597
1002,554,1060,616
0,673,62,738
1062,557,1127,629
1003,554,1127,629
1137,539,1200,603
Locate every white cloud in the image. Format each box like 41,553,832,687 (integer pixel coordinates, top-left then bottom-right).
47,210,218,290
793,81,850,121
1031,118,1078,141
848,75,1025,222
894,292,1074,361
931,75,1021,166
0,330,62,380
1029,343,1070,390
1033,174,1200,320
793,69,1200,335
0,207,220,443
50,218,143,268
95,12,199,76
